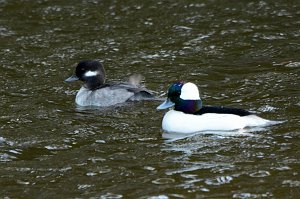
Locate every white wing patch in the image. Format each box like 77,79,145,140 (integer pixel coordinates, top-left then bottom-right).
84,70,98,77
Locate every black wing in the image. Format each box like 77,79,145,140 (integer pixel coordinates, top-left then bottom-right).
196,106,253,116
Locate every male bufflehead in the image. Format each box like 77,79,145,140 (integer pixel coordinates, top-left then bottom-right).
157,81,280,134
65,60,154,106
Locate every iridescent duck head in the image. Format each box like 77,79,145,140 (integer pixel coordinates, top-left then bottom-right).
157,81,202,114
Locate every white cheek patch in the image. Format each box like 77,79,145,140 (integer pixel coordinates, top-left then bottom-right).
180,82,201,100
84,70,98,77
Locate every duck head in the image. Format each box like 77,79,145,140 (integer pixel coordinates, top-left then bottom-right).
157,81,202,114
65,60,106,90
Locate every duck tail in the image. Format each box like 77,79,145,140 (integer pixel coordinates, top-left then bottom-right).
245,115,285,127
128,74,143,86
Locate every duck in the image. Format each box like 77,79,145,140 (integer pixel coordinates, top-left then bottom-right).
65,60,155,106
157,81,280,134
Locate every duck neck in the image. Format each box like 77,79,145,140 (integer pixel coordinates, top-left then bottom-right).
84,76,105,90
174,99,202,114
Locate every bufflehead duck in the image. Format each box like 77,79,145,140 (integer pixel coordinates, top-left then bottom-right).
65,60,154,106
157,81,280,134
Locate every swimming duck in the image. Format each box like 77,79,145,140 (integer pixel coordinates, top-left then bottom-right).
157,81,279,134
65,60,154,106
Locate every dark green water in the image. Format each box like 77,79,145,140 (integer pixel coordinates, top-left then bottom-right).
1,0,300,198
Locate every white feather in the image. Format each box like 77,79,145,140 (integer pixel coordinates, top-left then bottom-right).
84,70,98,77
180,82,201,100
161,110,279,134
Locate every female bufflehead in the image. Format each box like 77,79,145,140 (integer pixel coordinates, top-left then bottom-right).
65,60,154,106
157,81,280,134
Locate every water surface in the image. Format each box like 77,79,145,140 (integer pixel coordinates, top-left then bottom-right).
1,0,300,198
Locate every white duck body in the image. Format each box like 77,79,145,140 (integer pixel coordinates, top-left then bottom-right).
157,82,281,134
161,110,276,134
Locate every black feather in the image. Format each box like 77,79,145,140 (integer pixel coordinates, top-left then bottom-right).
195,106,253,116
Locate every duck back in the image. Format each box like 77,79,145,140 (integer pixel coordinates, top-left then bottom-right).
75,82,154,107
196,106,252,116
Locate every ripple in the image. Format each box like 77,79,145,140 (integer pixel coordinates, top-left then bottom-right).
285,61,300,68
143,166,156,171
99,193,123,199
8,149,22,155
147,195,168,199
45,144,72,150
86,172,97,176
0,137,6,144
0,29,13,38
141,54,160,59
271,166,291,171
0,153,17,162
261,34,286,40
16,180,30,185
282,180,300,187
205,176,233,185
174,25,192,30
233,192,273,198
258,105,278,112
249,170,270,178
8,117,33,124
59,166,72,172
152,178,175,185
200,188,210,192
16,167,31,172
165,165,204,175
88,157,106,163
97,167,112,174
43,5,62,14
184,33,212,46
95,140,106,144
77,184,94,190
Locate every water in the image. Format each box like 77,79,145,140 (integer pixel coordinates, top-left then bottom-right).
1,0,300,198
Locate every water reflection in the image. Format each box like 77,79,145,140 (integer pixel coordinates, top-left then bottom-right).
160,124,295,195
162,128,260,142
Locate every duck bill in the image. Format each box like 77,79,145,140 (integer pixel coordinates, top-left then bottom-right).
65,75,79,82
157,98,175,110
